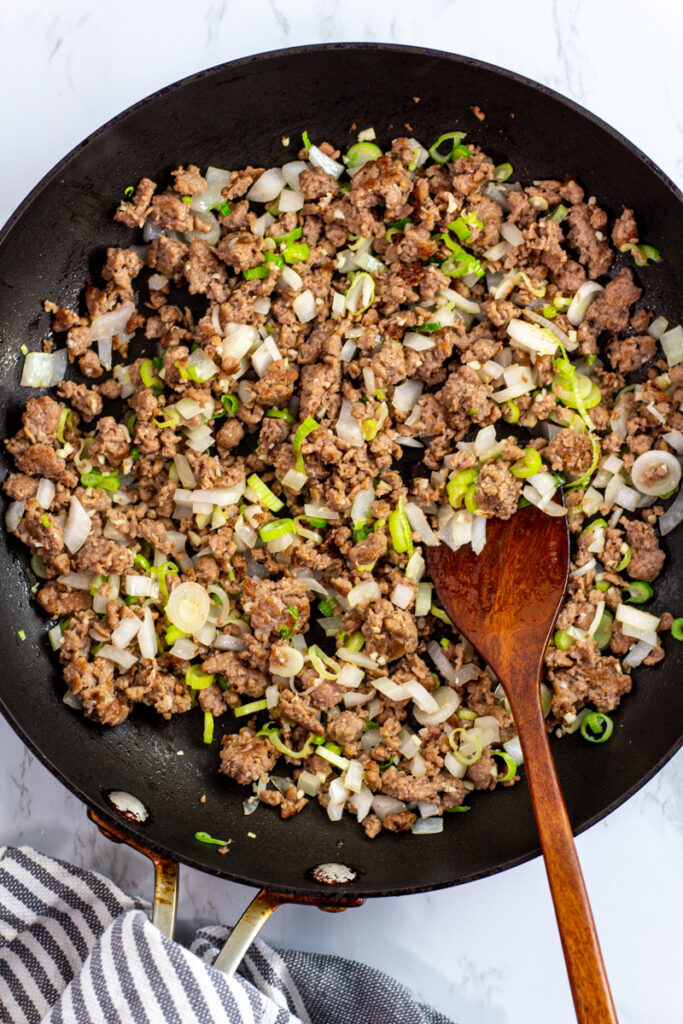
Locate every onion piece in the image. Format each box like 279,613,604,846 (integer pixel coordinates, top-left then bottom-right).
413,686,460,726
403,679,439,713
165,581,210,634
336,398,364,447
138,607,158,659
282,160,309,190
344,759,364,794
338,648,379,670
659,487,683,536
630,451,681,496
392,380,423,414
97,645,138,670
174,482,245,508
213,634,246,652
111,615,142,649
64,497,92,553
500,221,524,247
326,777,348,822
57,571,95,591
471,515,487,554
124,575,159,599
350,484,374,528
426,640,458,683
170,636,198,660
348,785,374,822
21,350,68,388
5,500,25,533
269,646,304,677
246,167,286,202
622,640,655,668
347,580,381,608
567,282,603,326
506,318,559,356
89,301,135,341
308,145,344,179
293,289,316,323
371,795,407,820
660,324,683,367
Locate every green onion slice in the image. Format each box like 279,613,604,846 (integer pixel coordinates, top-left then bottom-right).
493,162,513,182
308,644,341,680
491,749,518,782
259,518,295,543
195,831,230,846
345,272,376,315
266,408,295,423
388,501,413,555
510,449,543,479
448,727,483,766
283,242,310,264
80,471,120,492
671,618,683,642
185,665,215,690
554,630,574,651
428,131,467,164
502,399,520,424
247,473,284,512
234,697,269,718
580,712,614,744
203,712,214,744
292,416,319,474
623,581,653,604
345,141,383,167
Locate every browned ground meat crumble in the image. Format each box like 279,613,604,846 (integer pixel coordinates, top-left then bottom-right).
3,129,679,840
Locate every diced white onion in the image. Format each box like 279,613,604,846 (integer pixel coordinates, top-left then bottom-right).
413,818,446,836
415,582,433,617
137,607,158,659
475,716,501,746
282,160,309,190
222,324,259,360
348,785,374,822
169,637,198,660
350,484,375,527
336,398,364,447
57,571,95,590
280,265,302,291
506,319,558,356
338,648,379,670
213,633,246,652
246,167,286,203
392,380,423,414
124,575,159,599
338,663,364,689
269,646,304,677
278,188,304,212
413,685,460,726
293,289,316,323
371,795,406,821
97,645,137,670
403,679,439,713
174,482,245,508
661,430,683,455
403,332,436,352
111,614,142,649
659,324,683,367
36,479,55,512
308,145,344,179
567,282,603,326
615,604,660,633
344,760,364,794
500,221,524,247
194,622,216,647
326,776,349,822
21,351,67,388
251,337,281,377
659,487,683,536
622,640,654,668
503,735,524,766
173,455,196,489
5,500,25,533
89,301,135,342
187,348,218,382
471,515,487,554
613,483,641,512
64,496,92,553
444,751,467,779
427,641,457,683
348,580,381,608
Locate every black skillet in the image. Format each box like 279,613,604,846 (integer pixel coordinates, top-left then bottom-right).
0,44,681,904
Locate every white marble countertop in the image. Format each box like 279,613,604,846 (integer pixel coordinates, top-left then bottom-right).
1,3,681,1022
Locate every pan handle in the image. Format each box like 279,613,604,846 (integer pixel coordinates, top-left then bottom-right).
88,808,179,940
213,888,363,977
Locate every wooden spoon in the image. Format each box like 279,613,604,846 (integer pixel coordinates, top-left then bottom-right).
426,504,618,1023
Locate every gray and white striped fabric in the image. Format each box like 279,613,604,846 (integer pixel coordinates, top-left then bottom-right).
0,846,455,1024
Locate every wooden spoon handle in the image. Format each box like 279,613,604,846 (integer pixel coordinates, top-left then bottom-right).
510,693,619,1023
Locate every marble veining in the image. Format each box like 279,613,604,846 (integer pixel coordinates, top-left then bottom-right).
1,2,682,1022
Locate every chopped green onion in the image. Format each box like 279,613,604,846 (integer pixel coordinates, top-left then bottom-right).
80,471,120,492
318,599,336,617
428,131,467,164
510,449,543,479
448,727,483,766
445,805,471,813
614,546,632,573
440,242,485,279
40,513,51,530
247,473,284,512
131,446,139,462
266,408,295,423
308,644,341,680
57,407,72,443
308,517,328,530
430,603,452,625
134,553,151,571
583,518,609,534
153,409,181,429
301,130,312,152
195,831,230,846
258,723,319,759
124,185,135,197
243,264,270,281
623,581,653,604
593,610,614,651
542,305,557,320
464,485,479,515
165,624,188,645
554,630,574,651
580,712,614,744
448,217,472,242
259,518,295,543
185,665,215,690
215,201,231,216
345,141,383,167
548,204,569,224
181,195,193,204
344,631,365,652
388,501,413,555
491,749,517,782
502,399,520,424
153,560,179,601
618,242,662,266
203,712,214,744
316,744,350,771
361,419,379,441
17,629,26,641
493,163,513,182
345,271,376,315
292,416,319,474
221,394,239,415
272,226,303,245
595,580,610,593
670,618,683,641
234,697,269,718
412,322,441,333
283,242,310,264
140,359,163,391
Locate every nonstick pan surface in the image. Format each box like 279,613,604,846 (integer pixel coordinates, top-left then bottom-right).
0,44,681,898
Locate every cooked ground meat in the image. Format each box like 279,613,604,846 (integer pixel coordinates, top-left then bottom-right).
4,130,677,842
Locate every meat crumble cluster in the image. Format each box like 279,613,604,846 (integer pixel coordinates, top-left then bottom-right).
3,128,681,838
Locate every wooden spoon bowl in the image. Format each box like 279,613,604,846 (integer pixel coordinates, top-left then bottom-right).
426,504,618,1023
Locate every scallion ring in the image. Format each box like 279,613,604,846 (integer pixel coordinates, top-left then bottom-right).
580,712,614,744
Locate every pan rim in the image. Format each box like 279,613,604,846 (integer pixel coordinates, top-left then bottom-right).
1,41,681,898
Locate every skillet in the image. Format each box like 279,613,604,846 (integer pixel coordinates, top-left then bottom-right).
0,43,681,902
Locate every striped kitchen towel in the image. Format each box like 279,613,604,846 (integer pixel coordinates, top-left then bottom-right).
0,846,454,1024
